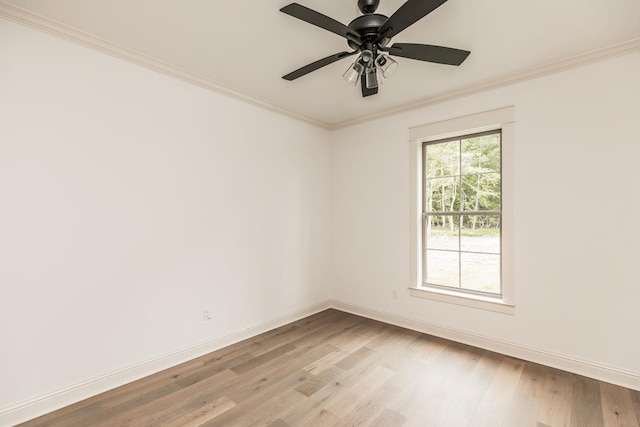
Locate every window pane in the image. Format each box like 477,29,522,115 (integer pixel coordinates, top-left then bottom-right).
425,177,460,212
422,130,503,297
425,250,459,287
461,134,500,175
460,253,500,294
461,173,501,211
425,140,460,178
461,216,500,254
425,215,459,250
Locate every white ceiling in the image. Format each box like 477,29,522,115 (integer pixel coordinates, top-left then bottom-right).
2,0,640,128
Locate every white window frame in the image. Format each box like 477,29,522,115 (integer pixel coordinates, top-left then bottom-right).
409,106,515,314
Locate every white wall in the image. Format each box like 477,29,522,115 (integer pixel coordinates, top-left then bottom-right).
2,11,640,423
0,18,331,412
331,52,640,381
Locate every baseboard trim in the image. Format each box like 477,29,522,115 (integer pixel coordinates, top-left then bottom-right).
330,299,640,391
4,298,638,426
0,300,331,427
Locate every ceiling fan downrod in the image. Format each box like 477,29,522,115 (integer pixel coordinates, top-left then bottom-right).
358,0,380,14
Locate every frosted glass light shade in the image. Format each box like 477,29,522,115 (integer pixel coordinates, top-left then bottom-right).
343,61,364,86
375,54,398,78
365,70,379,89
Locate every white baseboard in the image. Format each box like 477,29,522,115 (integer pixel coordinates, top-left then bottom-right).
4,298,639,426
330,299,640,392
0,300,331,427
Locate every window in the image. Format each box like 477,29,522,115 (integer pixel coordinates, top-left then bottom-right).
423,130,502,294
408,107,514,314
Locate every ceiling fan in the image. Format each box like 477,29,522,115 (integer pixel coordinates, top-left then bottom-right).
280,0,470,97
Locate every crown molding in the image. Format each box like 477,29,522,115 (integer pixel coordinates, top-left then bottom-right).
2,1,639,131
329,37,640,129
0,1,330,130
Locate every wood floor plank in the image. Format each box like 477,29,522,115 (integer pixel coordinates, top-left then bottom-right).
384,363,432,417
240,324,302,357
501,362,549,427
378,331,433,371
164,396,236,427
437,350,503,426
364,324,407,350
245,311,344,358
570,375,604,427
19,357,205,427
404,333,449,363
173,351,255,388
298,410,341,427
631,389,640,424
302,349,348,374
278,385,340,426
229,343,296,375
19,402,104,427
369,408,407,427
233,309,345,359
96,369,238,427
324,365,396,417
334,346,375,370
322,320,383,354
266,419,291,427
338,380,402,427
400,342,486,425
17,309,640,427
225,343,337,403
295,365,343,397
202,389,306,427
280,345,394,425
537,368,574,427
468,355,526,426
600,381,639,426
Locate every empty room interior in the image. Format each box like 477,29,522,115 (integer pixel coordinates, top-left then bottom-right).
1,0,640,426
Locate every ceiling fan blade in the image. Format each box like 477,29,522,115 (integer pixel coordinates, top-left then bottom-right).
388,43,470,66
282,51,358,81
280,3,361,45
378,0,448,40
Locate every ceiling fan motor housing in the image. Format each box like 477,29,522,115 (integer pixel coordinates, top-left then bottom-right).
347,14,388,49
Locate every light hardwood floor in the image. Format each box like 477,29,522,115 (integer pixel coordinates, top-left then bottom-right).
19,309,640,426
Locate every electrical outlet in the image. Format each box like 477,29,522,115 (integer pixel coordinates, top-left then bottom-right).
392,289,398,299
203,309,212,321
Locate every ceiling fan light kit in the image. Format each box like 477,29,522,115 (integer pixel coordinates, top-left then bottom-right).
365,69,379,89
376,54,398,78
280,0,471,97
340,49,396,90
343,60,365,86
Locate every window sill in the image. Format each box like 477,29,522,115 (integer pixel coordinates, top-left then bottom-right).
409,286,515,315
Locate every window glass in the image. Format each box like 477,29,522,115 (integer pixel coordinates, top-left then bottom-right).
423,130,502,295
